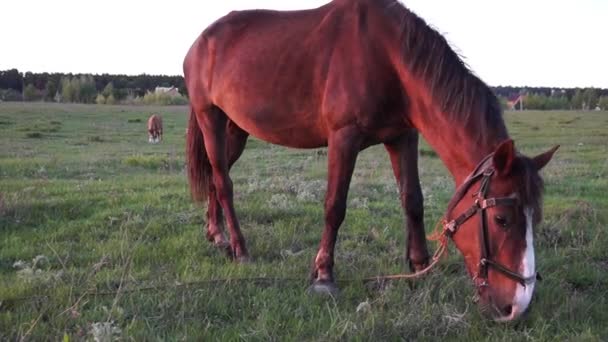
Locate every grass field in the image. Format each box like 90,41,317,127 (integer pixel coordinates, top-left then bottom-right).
0,102,607,341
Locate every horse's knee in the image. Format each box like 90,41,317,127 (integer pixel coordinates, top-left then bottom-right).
404,191,424,222
324,198,346,228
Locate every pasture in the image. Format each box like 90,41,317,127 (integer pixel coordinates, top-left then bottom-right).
0,102,607,340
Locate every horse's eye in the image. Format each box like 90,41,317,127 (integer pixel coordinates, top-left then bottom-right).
494,215,509,228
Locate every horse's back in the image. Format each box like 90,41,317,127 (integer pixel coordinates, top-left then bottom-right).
148,114,162,131
184,0,408,148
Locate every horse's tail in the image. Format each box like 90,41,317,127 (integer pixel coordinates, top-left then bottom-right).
186,106,211,203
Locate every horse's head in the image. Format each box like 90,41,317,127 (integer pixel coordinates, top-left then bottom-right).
446,139,558,321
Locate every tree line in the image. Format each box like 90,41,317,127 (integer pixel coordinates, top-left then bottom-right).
1,69,607,109
494,86,608,110
0,69,186,104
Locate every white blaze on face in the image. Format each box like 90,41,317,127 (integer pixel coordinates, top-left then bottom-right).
511,207,536,318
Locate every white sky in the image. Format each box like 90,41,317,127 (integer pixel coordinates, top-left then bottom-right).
2,0,606,88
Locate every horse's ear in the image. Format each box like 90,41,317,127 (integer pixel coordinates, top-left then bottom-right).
532,145,559,171
493,139,516,175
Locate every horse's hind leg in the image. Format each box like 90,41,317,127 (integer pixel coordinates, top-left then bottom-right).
384,131,429,271
196,107,249,261
205,120,249,256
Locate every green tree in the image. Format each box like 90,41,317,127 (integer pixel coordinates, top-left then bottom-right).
70,77,81,102
0,69,23,92
23,84,39,101
498,96,509,110
102,82,114,98
106,94,116,105
598,96,608,110
583,88,599,110
45,80,58,101
549,96,569,110
61,77,72,102
95,93,106,105
571,89,584,109
79,75,97,103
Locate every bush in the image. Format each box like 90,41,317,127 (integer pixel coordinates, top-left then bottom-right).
25,132,44,138
141,91,188,105
598,96,608,110
95,94,106,105
60,75,97,103
0,88,22,101
106,94,116,105
123,155,180,170
23,84,42,101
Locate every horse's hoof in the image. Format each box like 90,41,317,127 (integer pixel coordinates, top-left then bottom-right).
307,280,339,297
236,255,251,264
408,258,430,273
213,241,232,256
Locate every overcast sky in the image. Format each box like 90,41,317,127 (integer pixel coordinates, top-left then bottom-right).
2,0,606,88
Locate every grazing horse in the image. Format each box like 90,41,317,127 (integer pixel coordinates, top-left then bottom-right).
147,114,163,143
184,0,558,321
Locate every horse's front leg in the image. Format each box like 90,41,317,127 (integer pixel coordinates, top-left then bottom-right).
384,131,430,271
310,127,362,295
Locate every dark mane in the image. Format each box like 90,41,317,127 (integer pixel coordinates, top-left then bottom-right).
377,0,507,142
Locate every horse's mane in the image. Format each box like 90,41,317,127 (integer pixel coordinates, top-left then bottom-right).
375,0,507,142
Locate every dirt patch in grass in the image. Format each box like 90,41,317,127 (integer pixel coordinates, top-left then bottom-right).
420,149,438,158
123,154,180,170
88,136,105,142
558,116,581,125
128,118,143,123
25,132,44,139
18,121,62,133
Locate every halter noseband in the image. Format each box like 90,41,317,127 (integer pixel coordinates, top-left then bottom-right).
443,154,537,288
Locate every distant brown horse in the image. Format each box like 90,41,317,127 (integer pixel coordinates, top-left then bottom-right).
184,0,558,321
147,114,163,143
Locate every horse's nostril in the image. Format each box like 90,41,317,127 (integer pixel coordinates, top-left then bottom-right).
503,305,513,316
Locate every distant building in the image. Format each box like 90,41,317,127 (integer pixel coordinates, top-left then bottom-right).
154,86,181,97
507,94,524,110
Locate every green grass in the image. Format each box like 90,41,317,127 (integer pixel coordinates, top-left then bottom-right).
0,103,607,340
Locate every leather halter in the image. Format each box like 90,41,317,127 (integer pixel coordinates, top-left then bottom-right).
443,154,537,288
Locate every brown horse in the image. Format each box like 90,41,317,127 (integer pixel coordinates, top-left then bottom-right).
147,114,163,143
184,0,558,321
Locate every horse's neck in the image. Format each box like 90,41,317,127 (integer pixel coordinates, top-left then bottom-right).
413,106,507,186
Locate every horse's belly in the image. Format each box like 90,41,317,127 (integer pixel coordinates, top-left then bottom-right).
227,111,328,149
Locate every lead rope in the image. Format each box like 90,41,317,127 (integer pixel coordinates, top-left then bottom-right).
362,218,450,282
5,219,454,307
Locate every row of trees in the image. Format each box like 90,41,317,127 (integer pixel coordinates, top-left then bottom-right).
2,69,607,109
23,75,104,103
0,69,186,103
494,86,608,101
500,88,608,110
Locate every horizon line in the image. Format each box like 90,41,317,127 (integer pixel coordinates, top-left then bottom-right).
2,67,606,90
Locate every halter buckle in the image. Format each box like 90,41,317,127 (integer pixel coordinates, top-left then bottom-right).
444,220,457,234
480,198,496,209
